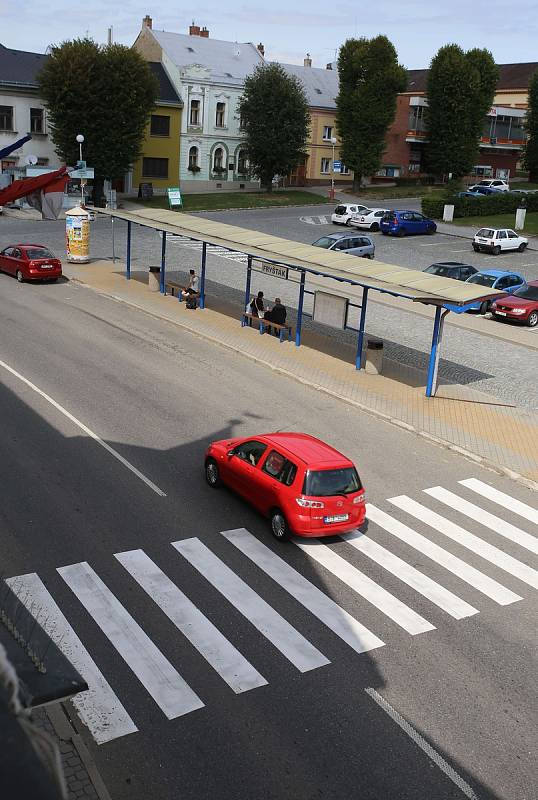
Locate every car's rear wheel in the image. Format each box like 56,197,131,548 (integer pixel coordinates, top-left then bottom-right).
270,509,291,542
16,270,24,283
527,311,538,328
205,458,221,488
371,222,380,232
480,300,490,315
518,242,527,252
493,245,501,255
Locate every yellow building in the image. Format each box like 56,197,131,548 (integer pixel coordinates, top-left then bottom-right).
131,62,183,194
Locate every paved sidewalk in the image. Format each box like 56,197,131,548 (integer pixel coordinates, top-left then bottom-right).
66,259,538,489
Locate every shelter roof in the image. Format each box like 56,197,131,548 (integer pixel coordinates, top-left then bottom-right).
98,207,506,307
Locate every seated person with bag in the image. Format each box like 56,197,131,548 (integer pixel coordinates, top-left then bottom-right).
248,291,265,324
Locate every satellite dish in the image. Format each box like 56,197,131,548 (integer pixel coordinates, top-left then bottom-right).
26,154,38,165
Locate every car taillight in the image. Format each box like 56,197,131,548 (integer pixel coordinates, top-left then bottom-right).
392,218,398,225
296,498,324,509
353,493,366,504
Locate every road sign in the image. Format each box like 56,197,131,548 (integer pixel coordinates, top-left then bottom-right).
76,160,86,170
167,187,182,208
333,160,342,173
70,167,94,179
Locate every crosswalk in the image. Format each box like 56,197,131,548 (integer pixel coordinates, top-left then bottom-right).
163,233,249,263
299,215,332,225
5,478,537,745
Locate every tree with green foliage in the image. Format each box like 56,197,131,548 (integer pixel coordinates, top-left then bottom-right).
425,45,498,180
523,69,538,182
39,39,158,203
237,63,309,192
335,36,407,192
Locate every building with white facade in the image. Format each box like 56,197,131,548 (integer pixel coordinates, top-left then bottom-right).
0,43,60,179
134,18,264,192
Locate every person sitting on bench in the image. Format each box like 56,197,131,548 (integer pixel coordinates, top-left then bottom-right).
248,291,265,324
264,297,286,335
182,269,199,308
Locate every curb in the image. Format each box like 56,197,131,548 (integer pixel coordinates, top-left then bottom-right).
69,275,538,494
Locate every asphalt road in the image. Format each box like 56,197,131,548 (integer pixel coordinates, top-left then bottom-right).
1,274,537,800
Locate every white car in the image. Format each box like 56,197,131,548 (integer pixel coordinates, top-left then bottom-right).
471,179,510,192
472,228,528,255
331,204,370,226
349,208,391,232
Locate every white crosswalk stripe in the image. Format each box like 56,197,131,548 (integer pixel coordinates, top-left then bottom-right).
115,549,267,694
459,478,538,525
172,537,329,672
426,486,538,553
6,573,137,744
342,530,479,619
299,215,331,225
388,496,538,591
222,528,385,655
166,234,248,262
58,562,204,719
294,539,435,635
367,504,521,605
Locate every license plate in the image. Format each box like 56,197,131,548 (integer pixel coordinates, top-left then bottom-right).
495,311,506,316
324,514,349,524
40,264,53,269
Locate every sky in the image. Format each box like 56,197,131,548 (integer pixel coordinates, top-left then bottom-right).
1,0,537,70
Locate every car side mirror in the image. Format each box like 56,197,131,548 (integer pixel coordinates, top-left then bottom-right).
227,449,235,458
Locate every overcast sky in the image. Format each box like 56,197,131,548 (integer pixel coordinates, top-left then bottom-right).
2,1,536,70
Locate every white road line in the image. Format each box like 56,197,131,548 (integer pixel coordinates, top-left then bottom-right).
343,530,478,619
365,688,479,800
172,538,329,672
58,562,204,719
424,487,538,555
459,478,538,525
6,573,137,744
294,539,434,635
419,242,445,247
390,496,538,591
367,504,520,605
449,249,473,253
0,358,166,497
222,528,385,655
115,549,267,694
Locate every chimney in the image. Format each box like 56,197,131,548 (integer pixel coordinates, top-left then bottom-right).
326,62,332,70
257,42,265,57
189,22,201,36
304,53,312,68
142,15,152,29
200,26,209,38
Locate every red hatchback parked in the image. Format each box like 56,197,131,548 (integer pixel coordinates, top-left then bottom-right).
491,280,538,327
205,432,366,541
0,243,62,282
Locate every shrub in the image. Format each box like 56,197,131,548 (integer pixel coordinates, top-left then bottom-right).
422,190,538,219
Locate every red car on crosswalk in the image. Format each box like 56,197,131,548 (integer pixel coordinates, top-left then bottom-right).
205,432,366,541
0,243,62,282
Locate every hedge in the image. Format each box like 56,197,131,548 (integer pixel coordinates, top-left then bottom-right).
422,191,538,219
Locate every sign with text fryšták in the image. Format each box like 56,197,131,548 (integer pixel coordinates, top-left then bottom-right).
253,261,288,280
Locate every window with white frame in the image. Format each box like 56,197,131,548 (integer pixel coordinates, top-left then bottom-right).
322,126,333,141
0,105,13,131
189,99,201,126
320,157,330,174
188,146,199,169
215,102,226,127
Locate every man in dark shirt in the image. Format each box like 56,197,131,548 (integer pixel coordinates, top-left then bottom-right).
265,297,287,335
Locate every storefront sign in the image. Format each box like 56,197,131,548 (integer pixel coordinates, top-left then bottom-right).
167,187,182,207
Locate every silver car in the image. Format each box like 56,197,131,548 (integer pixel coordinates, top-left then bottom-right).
311,232,375,259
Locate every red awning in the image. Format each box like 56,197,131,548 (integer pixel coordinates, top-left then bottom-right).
0,166,69,205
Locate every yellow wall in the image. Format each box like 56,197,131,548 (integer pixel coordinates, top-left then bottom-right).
132,104,182,191
493,89,529,108
305,108,349,181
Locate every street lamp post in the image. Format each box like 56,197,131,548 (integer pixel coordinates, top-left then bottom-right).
76,134,85,206
329,136,337,201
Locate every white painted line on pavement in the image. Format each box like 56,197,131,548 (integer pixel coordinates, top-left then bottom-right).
222,528,385,655
459,478,538,525
294,539,435,635
424,487,538,555
365,688,479,800
58,562,204,718
173,537,329,672
391,496,538,591
6,573,137,744
367,504,520,605
116,549,267,694
449,249,473,253
343,530,479,619
0,358,166,497
419,242,445,247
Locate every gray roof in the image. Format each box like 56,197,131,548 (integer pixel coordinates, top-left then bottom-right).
0,43,48,88
147,62,182,105
279,63,338,109
151,30,264,84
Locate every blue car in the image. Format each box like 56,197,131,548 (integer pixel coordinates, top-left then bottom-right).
458,190,483,198
380,210,437,237
465,269,526,314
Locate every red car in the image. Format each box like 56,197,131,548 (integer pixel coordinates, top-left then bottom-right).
0,243,62,282
205,432,366,541
491,280,538,327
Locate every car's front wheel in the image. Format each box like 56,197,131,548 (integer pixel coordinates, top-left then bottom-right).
527,311,538,328
270,509,291,542
518,242,527,252
472,244,479,252
205,458,221,488
427,226,436,235
16,270,24,283
480,300,490,315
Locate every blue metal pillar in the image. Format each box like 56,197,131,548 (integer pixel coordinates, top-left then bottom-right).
295,270,306,347
160,231,167,293
126,220,131,280
242,255,252,325
355,287,369,369
199,242,207,309
426,306,443,397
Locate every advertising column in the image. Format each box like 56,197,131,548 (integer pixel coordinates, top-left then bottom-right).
66,206,90,263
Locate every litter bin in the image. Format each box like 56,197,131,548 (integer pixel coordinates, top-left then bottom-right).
365,336,383,375
148,266,161,292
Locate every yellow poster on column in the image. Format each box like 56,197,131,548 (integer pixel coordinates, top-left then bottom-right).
66,206,90,263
